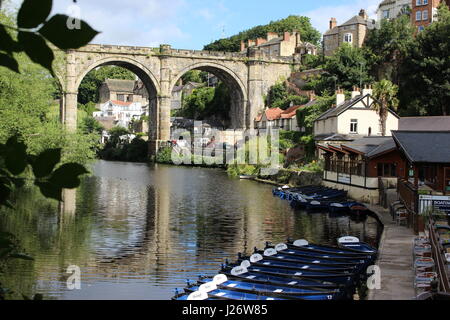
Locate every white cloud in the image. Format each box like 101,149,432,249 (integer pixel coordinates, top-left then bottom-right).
303,0,380,34
45,0,190,47
197,8,214,21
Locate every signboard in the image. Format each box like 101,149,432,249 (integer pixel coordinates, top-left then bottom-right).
419,195,450,216
338,173,351,184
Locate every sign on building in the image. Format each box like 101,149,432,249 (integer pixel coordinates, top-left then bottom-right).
419,195,450,216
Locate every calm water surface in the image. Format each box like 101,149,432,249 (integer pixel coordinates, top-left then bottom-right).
0,161,381,300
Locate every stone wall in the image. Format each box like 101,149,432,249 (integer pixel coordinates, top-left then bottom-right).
262,169,323,186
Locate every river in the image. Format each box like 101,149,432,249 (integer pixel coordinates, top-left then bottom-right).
0,160,382,300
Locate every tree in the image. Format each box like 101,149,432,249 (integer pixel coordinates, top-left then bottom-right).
0,0,97,299
204,15,321,52
324,44,372,91
265,81,308,110
372,80,399,136
399,4,450,116
363,15,415,84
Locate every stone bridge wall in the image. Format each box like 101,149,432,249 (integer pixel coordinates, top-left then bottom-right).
55,44,299,157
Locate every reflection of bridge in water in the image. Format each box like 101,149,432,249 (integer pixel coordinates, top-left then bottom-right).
57,166,278,280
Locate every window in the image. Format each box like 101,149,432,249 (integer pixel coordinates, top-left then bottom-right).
422,10,428,21
423,0,428,4
350,119,358,134
416,0,422,5
127,95,133,102
368,127,372,136
343,33,353,43
418,26,425,32
416,11,422,21
377,163,398,177
117,94,125,101
383,10,390,19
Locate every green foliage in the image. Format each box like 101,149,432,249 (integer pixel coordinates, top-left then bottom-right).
227,164,259,178
0,0,99,74
399,4,450,116
296,93,335,134
265,81,308,110
177,82,231,123
300,135,317,161
81,116,103,135
181,70,207,84
363,15,415,83
78,66,135,105
323,44,372,91
155,147,173,164
204,15,321,52
301,54,325,71
100,137,148,163
279,131,302,150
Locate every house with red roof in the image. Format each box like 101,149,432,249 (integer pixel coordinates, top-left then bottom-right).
255,99,317,131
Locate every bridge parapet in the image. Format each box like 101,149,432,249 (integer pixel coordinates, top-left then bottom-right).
71,44,299,64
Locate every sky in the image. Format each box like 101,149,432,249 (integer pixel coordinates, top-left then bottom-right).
8,0,381,49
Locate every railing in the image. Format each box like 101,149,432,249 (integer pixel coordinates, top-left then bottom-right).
428,219,450,293
398,179,420,231
398,179,418,213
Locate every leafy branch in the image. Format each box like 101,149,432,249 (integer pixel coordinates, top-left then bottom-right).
0,0,99,74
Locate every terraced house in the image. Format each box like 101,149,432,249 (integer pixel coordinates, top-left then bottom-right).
412,0,450,31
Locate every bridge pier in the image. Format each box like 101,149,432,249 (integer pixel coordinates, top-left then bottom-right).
61,92,78,133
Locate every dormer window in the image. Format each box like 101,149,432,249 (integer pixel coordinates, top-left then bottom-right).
344,33,353,43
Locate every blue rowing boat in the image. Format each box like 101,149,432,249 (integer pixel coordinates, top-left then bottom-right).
237,252,358,273
286,239,377,257
337,237,378,255
248,248,367,274
218,270,346,290
194,275,347,299
223,263,356,286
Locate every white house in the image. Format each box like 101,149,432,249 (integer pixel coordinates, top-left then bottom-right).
93,100,149,129
375,0,411,28
314,86,399,149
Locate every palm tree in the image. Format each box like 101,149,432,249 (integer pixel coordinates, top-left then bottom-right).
372,80,399,136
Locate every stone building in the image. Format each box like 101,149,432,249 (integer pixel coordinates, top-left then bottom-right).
411,0,450,32
240,31,317,57
171,82,204,110
98,79,149,105
375,0,412,28
323,9,375,56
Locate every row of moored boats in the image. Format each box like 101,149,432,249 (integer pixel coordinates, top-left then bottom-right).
273,185,370,215
172,237,378,300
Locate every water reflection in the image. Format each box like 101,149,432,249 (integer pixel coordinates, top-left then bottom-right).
0,161,381,300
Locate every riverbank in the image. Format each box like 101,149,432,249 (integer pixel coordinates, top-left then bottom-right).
366,203,416,300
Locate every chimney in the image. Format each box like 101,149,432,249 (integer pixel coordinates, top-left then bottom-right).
307,90,316,101
359,9,368,20
241,40,245,52
336,88,345,106
351,86,361,99
329,18,337,30
283,32,291,42
362,84,373,96
240,41,246,52
256,38,266,46
267,32,278,41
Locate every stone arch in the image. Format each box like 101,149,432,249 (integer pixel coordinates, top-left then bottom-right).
73,55,161,141
170,62,248,129
74,56,160,94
